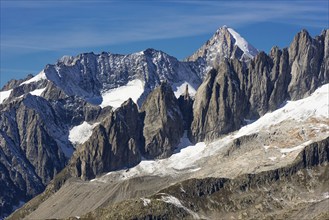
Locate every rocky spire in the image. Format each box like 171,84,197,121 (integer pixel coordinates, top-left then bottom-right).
183,84,190,100
140,82,184,159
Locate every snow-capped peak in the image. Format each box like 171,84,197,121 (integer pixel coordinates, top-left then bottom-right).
227,27,258,58
186,25,259,71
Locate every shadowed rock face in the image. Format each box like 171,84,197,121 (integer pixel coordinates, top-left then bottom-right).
140,82,184,159
69,99,144,180
177,84,194,131
191,60,246,142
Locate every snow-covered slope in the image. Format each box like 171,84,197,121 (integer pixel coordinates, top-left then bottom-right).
29,88,46,97
100,79,144,108
0,89,12,104
236,83,329,138
227,27,258,59
69,121,99,146
20,71,47,85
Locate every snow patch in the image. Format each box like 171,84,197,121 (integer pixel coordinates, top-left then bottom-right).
21,71,47,85
30,88,46,97
69,121,99,146
173,82,197,98
0,89,12,104
280,140,313,153
140,198,151,206
323,192,329,199
133,51,144,56
100,79,144,108
269,157,277,161
161,195,201,219
263,146,270,150
227,28,258,58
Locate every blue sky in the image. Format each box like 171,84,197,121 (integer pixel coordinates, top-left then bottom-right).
1,0,328,87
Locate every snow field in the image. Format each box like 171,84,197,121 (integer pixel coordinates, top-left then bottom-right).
69,121,99,145
0,89,12,104
100,79,144,108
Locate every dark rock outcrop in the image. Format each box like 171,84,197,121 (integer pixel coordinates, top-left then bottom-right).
140,82,184,159
69,99,144,180
177,85,194,131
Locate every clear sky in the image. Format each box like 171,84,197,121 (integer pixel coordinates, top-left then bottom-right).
1,0,328,88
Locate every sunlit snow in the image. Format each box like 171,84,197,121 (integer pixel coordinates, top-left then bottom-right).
161,195,201,218
30,88,46,97
0,89,12,104
236,83,329,138
69,121,99,146
280,140,313,153
227,27,258,58
100,79,144,108
173,82,197,98
21,71,47,85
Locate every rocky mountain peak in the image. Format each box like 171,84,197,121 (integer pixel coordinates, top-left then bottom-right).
186,26,258,73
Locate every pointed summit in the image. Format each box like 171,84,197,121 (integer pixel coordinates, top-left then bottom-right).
186,25,258,73
226,27,259,59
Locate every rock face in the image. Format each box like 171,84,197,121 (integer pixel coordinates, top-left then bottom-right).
141,82,184,159
69,99,144,180
288,29,327,99
0,95,67,216
191,60,246,142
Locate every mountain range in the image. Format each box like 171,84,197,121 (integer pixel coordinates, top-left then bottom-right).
0,26,328,219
